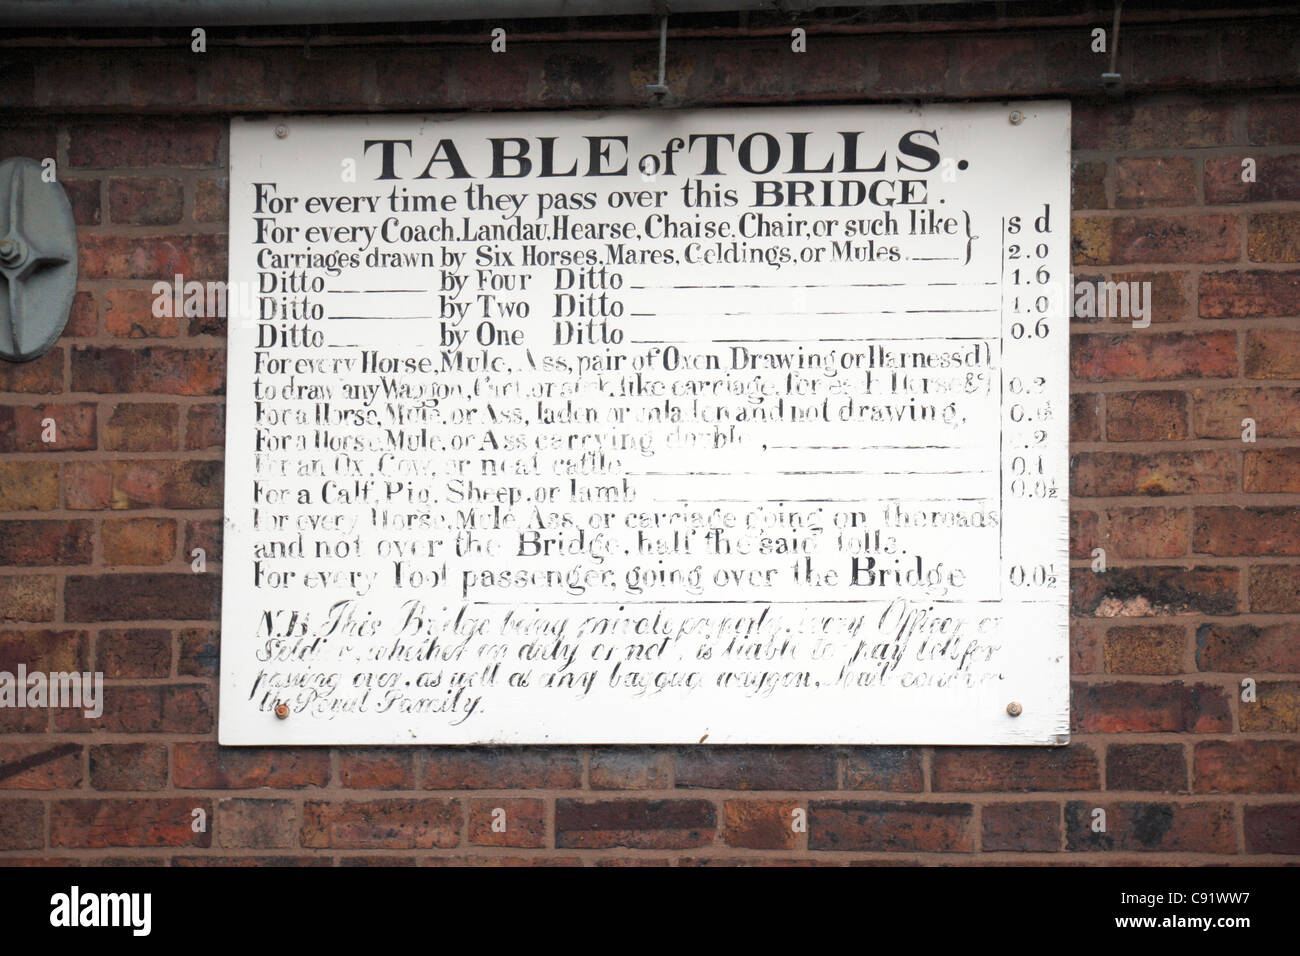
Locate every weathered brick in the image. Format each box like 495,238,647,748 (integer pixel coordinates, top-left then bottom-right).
1072,681,1233,733
1071,331,1237,382
0,629,87,673
1244,329,1300,379
71,346,225,395
723,799,801,850
0,742,82,789
218,798,298,848
1065,801,1233,852
1072,159,1107,209
1114,157,1196,207
96,628,171,678
1072,215,1239,266
174,744,330,789
1244,804,1300,854
1248,212,1300,261
675,746,836,790
1071,566,1238,617
932,746,1099,792
195,178,228,222
1073,100,1235,150
842,747,924,791
1071,392,1103,441
555,799,715,850
178,627,219,677
1206,153,1300,203
1105,390,1187,441
0,576,57,622
63,180,101,226
469,798,545,848
1070,510,1100,558
301,799,461,849
1193,387,1300,439
589,748,672,790
1239,681,1300,733
103,403,178,451
68,119,222,168
89,743,168,790
1072,450,1235,497
50,798,213,848
104,459,223,510
108,177,184,225
104,288,180,339
1248,565,1300,612
0,349,62,393
1196,622,1300,672
0,799,44,849
338,748,415,789
1102,624,1187,674
0,462,59,511
102,517,177,566
1200,269,1300,318
0,520,92,566
981,802,1059,852
185,404,225,449
419,748,582,789
65,572,218,621
1194,507,1300,556
1194,741,1300,793
1105,507,1189,559
809,801,972,852
0,404,96,452
1106,744,1188,791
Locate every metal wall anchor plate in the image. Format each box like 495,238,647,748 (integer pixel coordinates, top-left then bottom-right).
0,157,78,363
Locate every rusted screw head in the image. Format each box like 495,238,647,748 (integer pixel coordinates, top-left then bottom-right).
274,703,290,719
1008,110,1024,125
274,123,288,139
1006,701,1023,717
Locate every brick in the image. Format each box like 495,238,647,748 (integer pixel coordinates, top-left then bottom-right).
1072,215,1239,266
0,520,92,566
72,346,225,395
1244,804,1300,854
469,798,545,848
89,743,167,790
1249,565,1300,612
1105,507,1188,559
185,404,225,449
1073,100,1234,150
63,180,101,227
51,683,211,734
1194,507,1300,556
1072,681,1232,733
843,746,924,791
207,52,279,107
283,52,366,107
126,54,199,107
174,744,330,789
195,178,228,222
1197,622,1300,672
0,629,87,672
0,742,82,789
1248,212,1300,262
1071,451,1235,497
1106,744,1188,791
1065,801,1233,852
675,746,835,790
0,404,96,452
0,576,57,622
1102,624,1187,674
164,683,214,733
103,459,223,510
338,748,414,789
1071,160,1107,209
68,120,222,168
932,745,1099,792
723,799,801,850
981,802,1059,852
375,50,454,105
104,288,180,339
1071,622,1102,675
589,748,671,790
1239,681,1300,733
96,628,171,678
420,748,582,789
1248,96,1300,144
301,799,460,849
1071,331,1236,382
1194,387,1300,439
108,177,184,225
0,799,44,849
0,462,59,511
178,627,219,677
556,799,716,850
1194,741,1300,793
1070,392,1102,441
103,403,179,451
809,801,972,852
65,573,218,621
103,517,177,566
0,124,56,158
1244,329,1300,379
0,350,62,393
62,463,111,511
217,798,297,848
1070,510,1100,558
1105,390,1187,441
1071,566,1238,617
66,291,98,336
1114,157,1195,207
51,798,213,848
1206,154,1300,203
1200,269,1300,318
45,53,119,108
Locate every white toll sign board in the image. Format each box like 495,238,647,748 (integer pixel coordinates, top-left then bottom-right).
220,103,1071,745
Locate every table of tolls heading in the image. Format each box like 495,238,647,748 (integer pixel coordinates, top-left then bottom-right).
220,103,1071,745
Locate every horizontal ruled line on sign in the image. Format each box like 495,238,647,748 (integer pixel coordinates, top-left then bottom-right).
328,289,427,293
327,315,434,320
632,470,994,476
628,281,999,289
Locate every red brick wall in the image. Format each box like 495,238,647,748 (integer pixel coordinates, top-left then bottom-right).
1,9,1298,864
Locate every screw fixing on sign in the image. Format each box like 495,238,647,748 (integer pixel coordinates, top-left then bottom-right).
1006,701,1023,717
275,703,290,720
0,158,78,363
